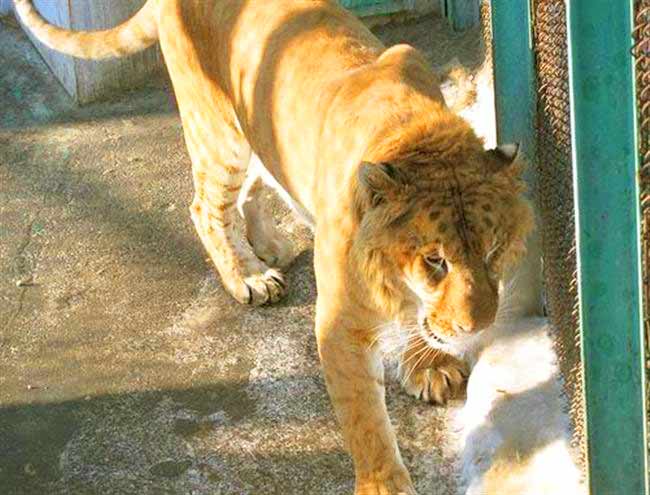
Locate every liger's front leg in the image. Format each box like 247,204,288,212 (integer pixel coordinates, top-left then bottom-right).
315,309,416,495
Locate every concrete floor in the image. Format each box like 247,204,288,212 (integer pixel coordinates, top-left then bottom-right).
0,13,488,495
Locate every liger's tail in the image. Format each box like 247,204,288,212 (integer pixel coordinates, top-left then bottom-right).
13,0,159,60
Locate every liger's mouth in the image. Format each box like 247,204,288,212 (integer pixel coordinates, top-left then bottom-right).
421,318,449,345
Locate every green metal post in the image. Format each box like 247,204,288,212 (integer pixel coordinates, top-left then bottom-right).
490,0,536,159
490,0,543,317
340,0,414,17
567,1,648,493
442,0,481,31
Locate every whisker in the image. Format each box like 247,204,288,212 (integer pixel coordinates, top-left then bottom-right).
401,347,436,386
399,341,436,373
385,337,424,362
398,343,430,369
367,322,400,349
371,321,423,355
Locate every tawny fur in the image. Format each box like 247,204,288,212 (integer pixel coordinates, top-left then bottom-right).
15,1,534,493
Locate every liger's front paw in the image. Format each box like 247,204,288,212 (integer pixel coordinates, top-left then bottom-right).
355,470,416,495
221,265,286,305
400,359,467,404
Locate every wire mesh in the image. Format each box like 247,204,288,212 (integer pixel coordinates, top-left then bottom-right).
633,0,650,455
531,0,585,467
479,0,492,69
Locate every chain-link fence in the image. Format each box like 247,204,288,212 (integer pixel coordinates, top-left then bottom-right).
530,0,585,466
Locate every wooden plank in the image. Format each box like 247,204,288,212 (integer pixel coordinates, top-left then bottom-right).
20,0,77,98
18,0,162,103
0,0,13,15
68,0,162,103
490,0,543,316
566,0,649,493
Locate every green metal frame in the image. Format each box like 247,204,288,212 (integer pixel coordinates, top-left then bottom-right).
442,0,481,31
490,0,544,317
340,0,414,17
490,0,536,160
567,0,648,493
342,0,481,30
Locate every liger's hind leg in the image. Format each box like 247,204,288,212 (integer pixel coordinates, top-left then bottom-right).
183,115,286,305
240,174,295,269
158,11,284,305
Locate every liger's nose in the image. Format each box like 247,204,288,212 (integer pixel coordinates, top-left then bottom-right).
452,322,471,334
452,317,493,334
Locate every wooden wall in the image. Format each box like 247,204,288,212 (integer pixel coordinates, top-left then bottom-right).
0,0,13,15
16,0,162,104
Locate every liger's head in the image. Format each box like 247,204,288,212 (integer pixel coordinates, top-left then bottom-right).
353,141,533,348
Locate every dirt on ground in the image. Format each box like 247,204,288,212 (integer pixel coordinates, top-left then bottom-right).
0,13,489,495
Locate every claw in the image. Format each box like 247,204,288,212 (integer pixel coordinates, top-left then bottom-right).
401,363,467,405
270,274,285,289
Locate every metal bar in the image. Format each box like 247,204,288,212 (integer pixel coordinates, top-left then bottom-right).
340,0,413,17
490,0,544,316
443,0,480,31
490,0,536,157
566,0,648,493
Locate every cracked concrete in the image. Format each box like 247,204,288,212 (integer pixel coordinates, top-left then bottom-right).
0,12,490,495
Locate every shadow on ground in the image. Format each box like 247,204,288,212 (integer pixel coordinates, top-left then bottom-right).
0,380,351,495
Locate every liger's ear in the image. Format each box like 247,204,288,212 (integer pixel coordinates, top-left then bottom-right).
358,162,403,207
485,143,520,173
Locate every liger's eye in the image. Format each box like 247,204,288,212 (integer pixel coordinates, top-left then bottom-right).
424,254,447,274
